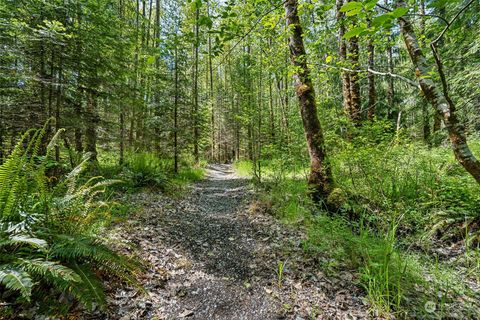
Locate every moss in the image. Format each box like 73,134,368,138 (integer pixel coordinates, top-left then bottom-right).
326,187,347,209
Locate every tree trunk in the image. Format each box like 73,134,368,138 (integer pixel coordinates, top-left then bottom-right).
433,114,442,133
74,101,83,153
397,0,480,183
336,0,352,121
119,0,126,165
367,38,376,121
72,2,83,156
386,0,396,122
269,80,275,143
419,0,430,141
85,92,98,162
207,0,215,162
55,50,63,164
120,109,125,165
174,44,179,174
284,0,334,201
348,35,361,124
387,43,395,121
193,6,200,164
0,108,4,165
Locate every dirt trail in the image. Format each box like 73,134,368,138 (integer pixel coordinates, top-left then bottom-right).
102,164,368,319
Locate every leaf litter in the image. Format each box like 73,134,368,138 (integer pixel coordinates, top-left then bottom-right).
87,164,369,319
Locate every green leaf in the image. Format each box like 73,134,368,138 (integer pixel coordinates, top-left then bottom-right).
340,1,362,12
70,262,107,311
10,235,47,249
192,0,202,11
372,14,391,27
391,7,408,18
343,26,365,39
364,0,378,11
146,55,156,65
325,55,333,63
0,268,33,300
17,258,81,283
199,16,213,29
346,8,362,17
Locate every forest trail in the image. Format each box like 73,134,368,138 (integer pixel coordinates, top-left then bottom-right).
104,165,368,319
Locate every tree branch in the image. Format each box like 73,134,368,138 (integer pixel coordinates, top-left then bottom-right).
317,63,419,88
431,0,475,46
218,0,287,65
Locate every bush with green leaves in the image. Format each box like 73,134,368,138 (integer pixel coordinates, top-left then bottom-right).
0,125,139,316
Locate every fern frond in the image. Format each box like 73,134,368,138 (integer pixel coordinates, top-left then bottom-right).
63,154,91,194
45,128,66,158
69,261,106,311
0,234,48,249
0,131,31,218
16,258,80,283
0,267,33,300
50,234,138,280
28,120,51,162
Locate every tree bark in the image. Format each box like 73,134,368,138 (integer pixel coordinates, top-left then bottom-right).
348,35,361,124
284,0,334,202
0,108,4,165
336,0,352,121
397,0,480,183
385,0,396,122
74,100,83,153
119,0,126,165
367,37,376,121
207,0,215,162
85,91,98,162
174,44,179,174
269,80,275,143
419,0,430,141
193,5,200,164
55,50,63,164
387,42,395,121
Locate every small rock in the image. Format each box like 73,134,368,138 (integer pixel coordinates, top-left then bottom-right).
179,309,194,318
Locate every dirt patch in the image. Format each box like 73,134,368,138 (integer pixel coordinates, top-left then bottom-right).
93,164,369,319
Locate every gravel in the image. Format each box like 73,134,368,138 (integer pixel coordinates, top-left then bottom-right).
92,164,369,320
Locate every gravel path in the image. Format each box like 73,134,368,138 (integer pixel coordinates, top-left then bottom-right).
102,164,369,319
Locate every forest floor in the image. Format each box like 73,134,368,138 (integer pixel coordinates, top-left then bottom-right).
97,164,370,320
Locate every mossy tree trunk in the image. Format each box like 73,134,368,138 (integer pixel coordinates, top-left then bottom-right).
284,0,334,202
397,0,480,183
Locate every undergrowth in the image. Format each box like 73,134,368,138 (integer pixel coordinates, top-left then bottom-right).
0,125,139,317
97,151,204,196
235,135,480,319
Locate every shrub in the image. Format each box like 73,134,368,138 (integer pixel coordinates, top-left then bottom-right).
124,152,169,189
0,126,139,316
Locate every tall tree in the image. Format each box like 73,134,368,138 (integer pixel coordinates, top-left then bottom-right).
284,0,333,202
397,0,480,183
192,2,200,164
336,0,352,123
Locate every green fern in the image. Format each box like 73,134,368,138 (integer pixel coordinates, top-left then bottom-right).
0,125,141,314
16,258,81,284
0,130,33,218
0,234,47,249
69,261,107,311
50,234,136,275
0,268,33,300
